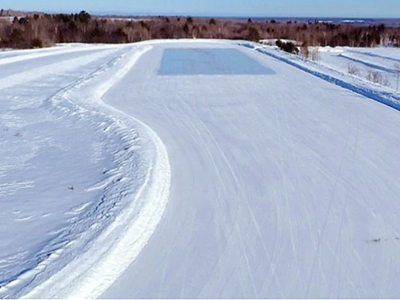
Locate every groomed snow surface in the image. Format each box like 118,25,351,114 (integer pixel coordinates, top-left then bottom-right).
1,40,400,298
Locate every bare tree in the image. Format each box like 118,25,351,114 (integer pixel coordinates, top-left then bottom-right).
1,13,400,49
300,42,310,58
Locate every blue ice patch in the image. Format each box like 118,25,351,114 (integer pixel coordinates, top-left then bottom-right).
159,48,275,76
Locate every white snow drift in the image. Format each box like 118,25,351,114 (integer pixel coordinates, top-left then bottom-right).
0,44,170,299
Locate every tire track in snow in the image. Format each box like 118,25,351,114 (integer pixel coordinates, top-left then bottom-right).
179,94,255,297
191,95,281,298
328,108,359,298
279,91,319,282
178,83,283,298
259,91,290,298
305,106,354,297
277,93,300,271
278,91,317,292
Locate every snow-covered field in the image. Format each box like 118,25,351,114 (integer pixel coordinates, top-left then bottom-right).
1,40,400,298
316,46,400,92
0,43,170,298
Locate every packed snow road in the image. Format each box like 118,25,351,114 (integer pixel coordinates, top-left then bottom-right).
1,40,400,299
101,41,400,298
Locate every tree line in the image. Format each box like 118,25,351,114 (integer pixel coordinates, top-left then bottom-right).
0,11,399,49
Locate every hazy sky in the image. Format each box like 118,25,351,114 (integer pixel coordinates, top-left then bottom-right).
1,0,399,18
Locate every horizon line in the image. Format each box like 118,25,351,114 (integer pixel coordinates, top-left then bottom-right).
1,8,399,20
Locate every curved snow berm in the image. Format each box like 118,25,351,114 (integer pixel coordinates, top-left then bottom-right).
0,45,171,298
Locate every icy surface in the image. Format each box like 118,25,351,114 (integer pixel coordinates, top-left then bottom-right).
159,48,275,75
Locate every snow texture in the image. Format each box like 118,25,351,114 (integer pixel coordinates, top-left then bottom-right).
0,44,170,299
240,42,400,111
101,41,400,298
2,40,400,299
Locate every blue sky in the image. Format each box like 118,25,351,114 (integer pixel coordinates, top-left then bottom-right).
1,0,399,18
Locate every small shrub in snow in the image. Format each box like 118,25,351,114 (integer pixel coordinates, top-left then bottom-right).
309,48,320,61
347,64,359,76
275,39,299,54
300,42,310,58
382,75,390,88
366,70,388,86
31,38,43,48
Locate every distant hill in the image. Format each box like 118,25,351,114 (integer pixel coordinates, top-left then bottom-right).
0,9,40,16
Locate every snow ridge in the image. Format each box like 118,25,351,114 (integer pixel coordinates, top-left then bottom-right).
0,44,171,299
338,54,398,74
348,49,400,64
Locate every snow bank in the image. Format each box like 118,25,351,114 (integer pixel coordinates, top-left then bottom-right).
0,44,171,298
0,44,122,67
27,45,171,300
240,42,400,111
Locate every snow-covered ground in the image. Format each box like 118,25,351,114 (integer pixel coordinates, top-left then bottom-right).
0,43,170,298
315,46,400,92
244,42,400,111
1,40,400,298
102,41,400,298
